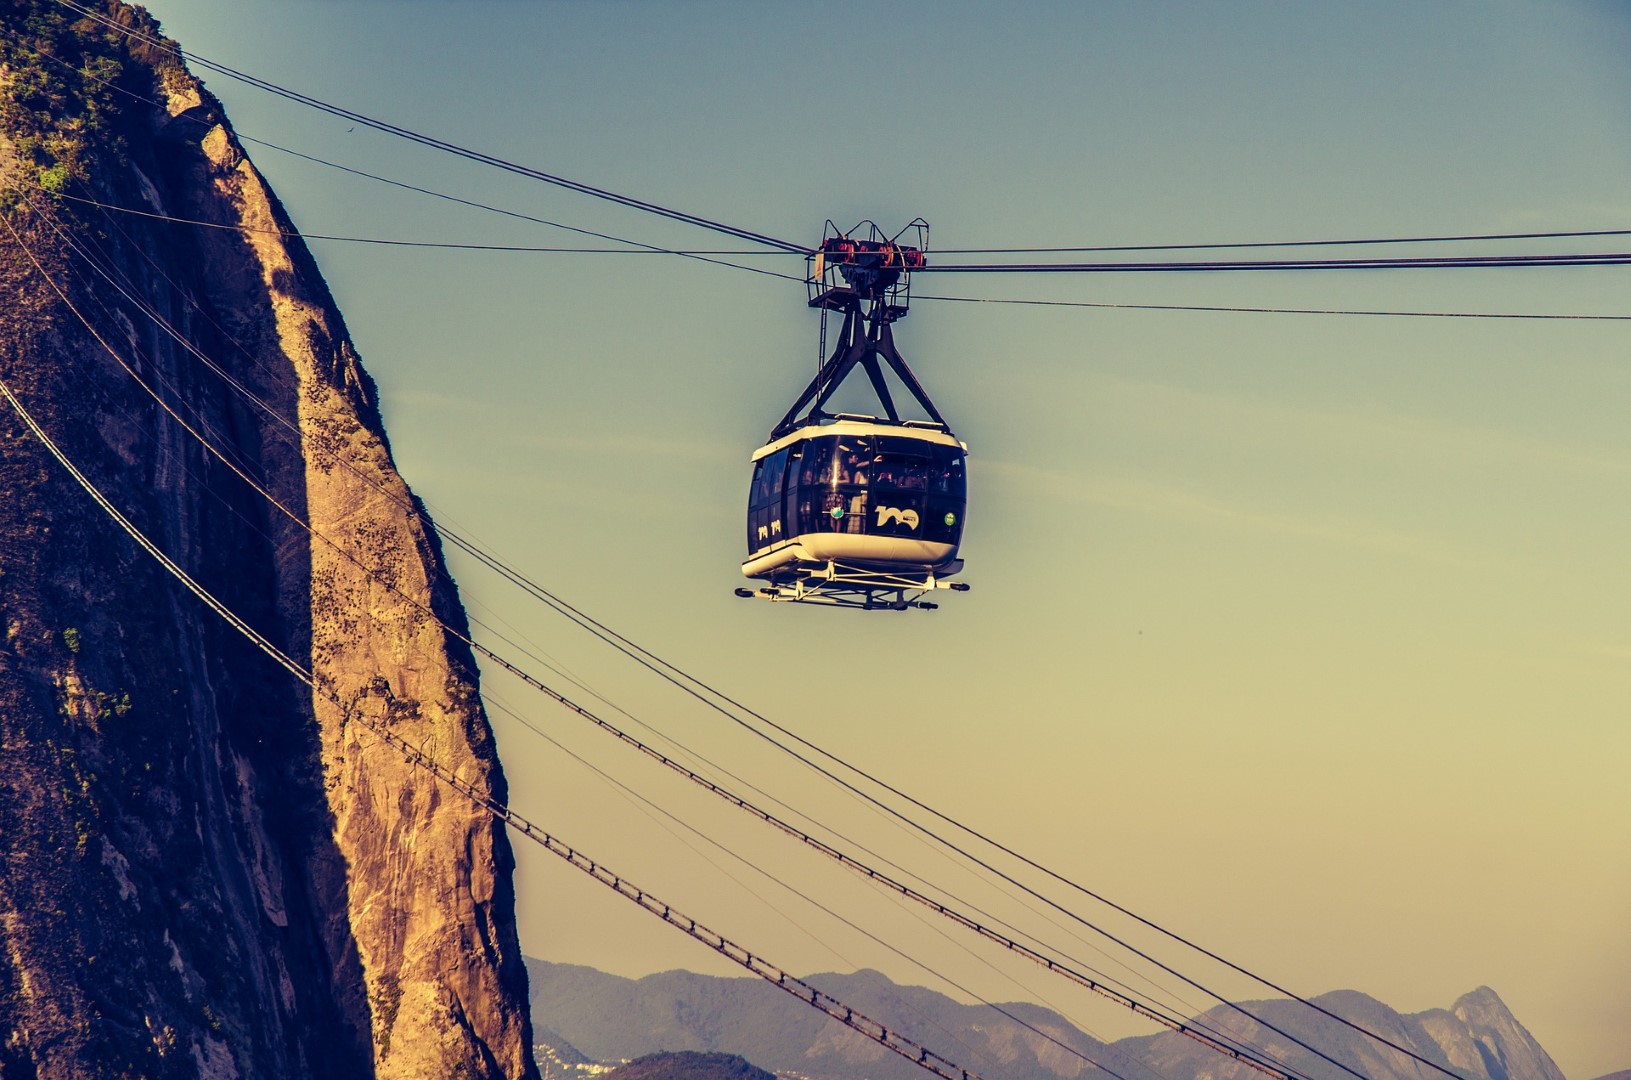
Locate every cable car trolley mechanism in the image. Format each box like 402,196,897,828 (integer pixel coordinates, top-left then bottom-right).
736,220,971,611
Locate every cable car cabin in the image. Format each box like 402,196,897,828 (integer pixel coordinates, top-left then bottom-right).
738,220,968,609
740,418,969,609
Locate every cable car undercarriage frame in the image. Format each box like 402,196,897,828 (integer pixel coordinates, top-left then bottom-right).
737,221,971,611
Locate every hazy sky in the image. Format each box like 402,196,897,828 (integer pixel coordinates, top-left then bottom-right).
130,3,1629,1077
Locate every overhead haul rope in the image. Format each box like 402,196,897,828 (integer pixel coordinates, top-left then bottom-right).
913,293,1631,320
51,0,809,255
11,31,1621,322
0,28,803,285
27,2,1631,274
47,179,1631,320
61,178,1631,268
46,0,1631,273
919,251,1631,272
935,225,1631,254
49,189,789,255
59,187,1631,297
388,483,1477,1080
0,297,987,1080
13,206,1318,1080
59,178,1628,319
46,187,806,282
57,183,1631,318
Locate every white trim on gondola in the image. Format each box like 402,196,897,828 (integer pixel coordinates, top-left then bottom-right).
742,535,959,579
742,417,968,584
750,418,967,464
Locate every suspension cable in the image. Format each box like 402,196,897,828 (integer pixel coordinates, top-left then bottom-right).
54,181,1631,319
919,252,1631,273
49,0,810,255
0,26,804,285
913,293,1631,320
12,29,1619,326
44,185,804,282
497,691,1154,1080
933,226,1631,255
371,446,1470,1080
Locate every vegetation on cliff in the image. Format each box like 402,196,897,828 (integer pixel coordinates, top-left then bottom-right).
0,2,538,1076
0,1,185,198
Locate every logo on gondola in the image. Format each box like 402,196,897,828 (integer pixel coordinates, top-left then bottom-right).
875,506,920,530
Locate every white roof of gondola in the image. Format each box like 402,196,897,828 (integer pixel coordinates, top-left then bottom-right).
750,416,967,462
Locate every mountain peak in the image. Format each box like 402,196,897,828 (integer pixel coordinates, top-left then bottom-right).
1452,986,1513,1019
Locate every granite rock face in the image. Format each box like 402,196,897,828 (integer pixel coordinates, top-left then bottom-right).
0,4,538,1076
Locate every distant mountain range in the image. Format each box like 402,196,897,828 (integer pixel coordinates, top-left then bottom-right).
528,960,1592,1080
606,1052,779,1080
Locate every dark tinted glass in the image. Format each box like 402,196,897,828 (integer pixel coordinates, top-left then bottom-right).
775,434,966,548
749,448,789,508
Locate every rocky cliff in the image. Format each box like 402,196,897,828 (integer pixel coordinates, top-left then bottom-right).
0,3,538,1076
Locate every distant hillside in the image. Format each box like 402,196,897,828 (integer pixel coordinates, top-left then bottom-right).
1124,985,1565,1080
528,963,1084,1080
609,1052,778,1080
528,960,1569,1080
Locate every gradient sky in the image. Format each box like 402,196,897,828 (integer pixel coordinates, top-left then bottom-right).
129,3,1630,1077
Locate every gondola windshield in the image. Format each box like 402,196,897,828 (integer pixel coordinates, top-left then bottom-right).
748,434,965,552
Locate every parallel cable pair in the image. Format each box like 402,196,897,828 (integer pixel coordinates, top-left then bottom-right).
30,4,1631,305
8,19,1622,325
48,0,809,255
40,186,1631,322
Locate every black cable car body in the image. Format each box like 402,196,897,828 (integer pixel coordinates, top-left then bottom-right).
737,222,971,611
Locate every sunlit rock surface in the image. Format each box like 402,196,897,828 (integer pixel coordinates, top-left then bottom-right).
0,3,537,1075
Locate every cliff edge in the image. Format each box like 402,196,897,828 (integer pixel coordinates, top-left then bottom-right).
0,3,538,1076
